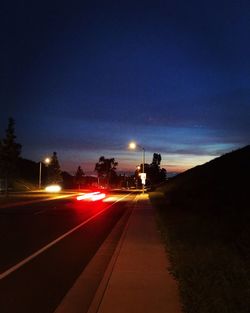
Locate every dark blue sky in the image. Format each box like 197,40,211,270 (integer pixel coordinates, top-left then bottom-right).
1,0,250,174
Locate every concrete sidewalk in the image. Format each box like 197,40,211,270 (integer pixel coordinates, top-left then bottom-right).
87,193,183,313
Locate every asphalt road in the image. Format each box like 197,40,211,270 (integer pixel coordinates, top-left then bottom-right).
0,191,136,313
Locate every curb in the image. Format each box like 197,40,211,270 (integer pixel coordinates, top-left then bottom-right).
87,196,138,313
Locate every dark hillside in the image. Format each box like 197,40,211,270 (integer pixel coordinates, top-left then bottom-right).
150,145,250,313
163,145,250,210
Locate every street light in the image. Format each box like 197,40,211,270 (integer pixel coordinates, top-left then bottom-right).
39,157,51,189
129,141,146,193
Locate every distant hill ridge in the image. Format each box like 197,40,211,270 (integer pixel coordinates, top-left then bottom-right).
181,144,250,179
161,145,250,210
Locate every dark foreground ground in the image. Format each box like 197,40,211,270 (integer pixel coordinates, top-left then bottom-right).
149,146,250,313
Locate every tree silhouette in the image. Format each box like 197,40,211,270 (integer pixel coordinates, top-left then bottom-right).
0,118,22,192
75,166,85,189
95,156,118,187
148,153,167,185
136,153,167,186
47,152,62,184
152,153,162,166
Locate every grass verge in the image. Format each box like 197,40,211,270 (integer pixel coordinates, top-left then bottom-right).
149,189,250,313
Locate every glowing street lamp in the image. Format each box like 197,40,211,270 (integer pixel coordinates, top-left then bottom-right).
129,141,146,193
39,157,51,189
129,142,137,150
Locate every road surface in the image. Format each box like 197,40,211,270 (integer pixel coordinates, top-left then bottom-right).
0,190,136,313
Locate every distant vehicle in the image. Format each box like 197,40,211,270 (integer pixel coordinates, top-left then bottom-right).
45,185,62,193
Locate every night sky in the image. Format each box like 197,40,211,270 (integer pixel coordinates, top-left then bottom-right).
1,0,250,174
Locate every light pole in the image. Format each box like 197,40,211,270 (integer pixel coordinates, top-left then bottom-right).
39,157,50,189
129,142,146,193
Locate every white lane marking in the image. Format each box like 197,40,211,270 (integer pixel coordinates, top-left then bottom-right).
0,194,130,280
